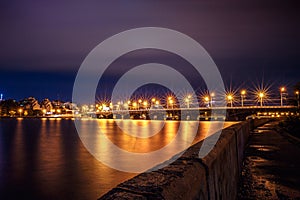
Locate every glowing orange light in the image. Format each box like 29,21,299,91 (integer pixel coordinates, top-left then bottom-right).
227,95,233,100
259,92,264,98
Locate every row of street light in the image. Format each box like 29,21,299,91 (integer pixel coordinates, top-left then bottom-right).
93,87,299,112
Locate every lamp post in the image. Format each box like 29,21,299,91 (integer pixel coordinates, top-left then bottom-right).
296,91,299,108
155,100,160,106
185,95,191,108
151,98,156,107
18,108,23,117
143,101,148,109
132,102,137,110
241,90,246,107
127,100,131,110
138,99,142,110
210,93,215,107
169,99,174,109
167,97,173,109
227,95,233,107
204,96,210,107
117,101,121,110
259,92,264,107
280,87,285,106
42,109,47,116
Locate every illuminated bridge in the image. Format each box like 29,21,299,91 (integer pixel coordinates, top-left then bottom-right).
94,106,298,121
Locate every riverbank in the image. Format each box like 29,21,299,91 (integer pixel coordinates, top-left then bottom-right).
238,121,300,199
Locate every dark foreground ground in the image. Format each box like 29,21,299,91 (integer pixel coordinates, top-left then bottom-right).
238,121,300,199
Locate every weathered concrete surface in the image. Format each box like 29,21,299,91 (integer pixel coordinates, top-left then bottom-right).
100,158,208,200
238,121,300,199
99,119,269,200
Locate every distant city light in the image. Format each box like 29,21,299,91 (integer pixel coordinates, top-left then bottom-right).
0,83,298,119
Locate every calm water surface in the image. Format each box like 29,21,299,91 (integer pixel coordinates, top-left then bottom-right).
0,118,235,199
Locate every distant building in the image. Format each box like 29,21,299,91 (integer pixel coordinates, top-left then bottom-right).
52,100,64,109
63,102,79,110
40,98,53,112
0,99,18,116
19,97,41,111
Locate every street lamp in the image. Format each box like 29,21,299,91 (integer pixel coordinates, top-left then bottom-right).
138,99,142,109
296,91,299,108
132,102,137,109
280,87,285,106
155,100,160,106
210,92,215,107
259,92,264,107
18,108,23,117
185,95,191,108
151,98,157,108
167,97,173,109
204,96,210,107
227,95,233,107
127,100,131,110
169,99,174,109
241,90,246,107
143,101,148,109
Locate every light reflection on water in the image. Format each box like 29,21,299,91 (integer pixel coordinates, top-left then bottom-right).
0,118,235,199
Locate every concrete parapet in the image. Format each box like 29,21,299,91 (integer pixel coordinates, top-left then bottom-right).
99,119,269,200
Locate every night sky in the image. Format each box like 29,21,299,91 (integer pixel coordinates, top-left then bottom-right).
0,0,299,101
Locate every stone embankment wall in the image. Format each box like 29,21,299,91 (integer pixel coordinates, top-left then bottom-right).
100,119,270,200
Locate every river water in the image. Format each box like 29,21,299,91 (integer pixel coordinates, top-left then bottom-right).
0,118,235,199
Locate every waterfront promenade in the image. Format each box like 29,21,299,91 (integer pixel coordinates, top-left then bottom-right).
238,121,300,199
